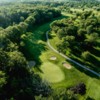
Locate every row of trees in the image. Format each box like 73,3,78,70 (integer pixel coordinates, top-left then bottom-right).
0,6,61,50
57,0,100,16
50,10,100,70
36,82,92,100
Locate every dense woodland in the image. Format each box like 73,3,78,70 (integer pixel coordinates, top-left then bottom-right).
0,1,100,100
0,3,61,100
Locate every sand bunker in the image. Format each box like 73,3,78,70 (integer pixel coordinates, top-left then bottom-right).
28,61,36,67
50,56,57,60
62,62,72,69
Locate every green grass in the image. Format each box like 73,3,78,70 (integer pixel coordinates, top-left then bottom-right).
40,62,65,83
23,14,100,100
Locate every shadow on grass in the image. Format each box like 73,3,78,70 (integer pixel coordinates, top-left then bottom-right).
48,33,56,40
70,51,100,74
66,59,100,79
22,38,46,66
35,67,44,73
87,54,100,72
89,47,100,58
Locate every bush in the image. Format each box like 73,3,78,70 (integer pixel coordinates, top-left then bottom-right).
70,82,86,95
81,51,90,60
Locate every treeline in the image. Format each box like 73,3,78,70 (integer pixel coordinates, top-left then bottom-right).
0,4,61,50
0,3,61,100
50,11,100,71
0,3,61,28
57,1,100,13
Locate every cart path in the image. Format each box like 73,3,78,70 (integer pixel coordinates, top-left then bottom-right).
46,31,100,77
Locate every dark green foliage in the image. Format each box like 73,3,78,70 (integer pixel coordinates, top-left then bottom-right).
81,51,91,60
0,2,61,100
0,71,6,88
50,10,100,71
86,96,95,100
49,88,78,100
0,49,52,100
70,82,86,95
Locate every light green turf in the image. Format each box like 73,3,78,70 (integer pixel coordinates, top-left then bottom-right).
40,62,65,83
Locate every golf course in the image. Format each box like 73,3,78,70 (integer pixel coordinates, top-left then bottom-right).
0,1,100,100
23,15,100,100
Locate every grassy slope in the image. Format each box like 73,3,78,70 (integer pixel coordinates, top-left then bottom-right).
23,15,100,100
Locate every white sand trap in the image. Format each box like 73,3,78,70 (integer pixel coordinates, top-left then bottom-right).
62,62,72,69
28,61,36,67
50,56,57,60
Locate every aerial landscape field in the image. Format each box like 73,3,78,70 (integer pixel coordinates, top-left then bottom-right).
0,0,100,100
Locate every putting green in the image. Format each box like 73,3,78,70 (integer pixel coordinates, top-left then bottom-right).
40,62,65,83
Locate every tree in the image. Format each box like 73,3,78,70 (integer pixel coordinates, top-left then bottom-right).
20,16,25,22
57,40,70,54
49,88,78,100
86,25,93,34
65,25,77,36
0,71,6,88
64,36,75,43
81,11,92,19
0,71,7,100
62,36,75,49
77,28,86,41
0,50,52,100
0,49,8,71
57,29,65,39
81,51,90,60
7,51,28,77
85,32,99,48
70,82,86,95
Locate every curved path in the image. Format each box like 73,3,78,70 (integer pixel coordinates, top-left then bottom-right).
46,31,100,77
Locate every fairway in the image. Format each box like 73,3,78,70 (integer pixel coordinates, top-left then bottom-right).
23,14,100,100
40,62,65,83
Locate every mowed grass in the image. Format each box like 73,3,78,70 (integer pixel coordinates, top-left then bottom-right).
40,62,65,83
23,15,100,100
